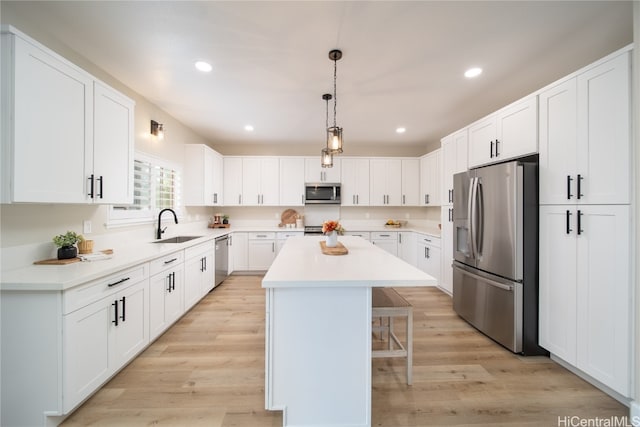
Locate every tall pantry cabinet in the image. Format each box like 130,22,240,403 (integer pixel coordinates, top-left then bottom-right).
538,48,631,397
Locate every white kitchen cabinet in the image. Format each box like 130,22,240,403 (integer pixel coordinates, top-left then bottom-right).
183,144,224,206
248,232,276,270
341,158,370,206
1,29,134,204
440,206,454,295
539,205,631,396
184,241,215,309
230,232,249,271
276,231,304,254
243,157,279,206
149,251,185,340
539,52,630,205
401,159,420,206
397,231,417,267
371,231,397,256
370,159,402,206
441,129,468,205
420,150,441,206
416,235,440,285
279,157,305,206
468,95,537,168
305,157,341,183
63,267,149,413
223,157,243,206
343,231,370,241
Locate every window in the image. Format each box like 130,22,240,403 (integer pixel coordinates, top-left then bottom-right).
108,152,182,226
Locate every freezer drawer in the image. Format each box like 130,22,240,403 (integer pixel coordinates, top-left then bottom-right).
452,262,523,353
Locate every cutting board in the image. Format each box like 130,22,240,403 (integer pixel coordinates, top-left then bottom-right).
34,249,114,265
280,209,298,226
319,241,348,255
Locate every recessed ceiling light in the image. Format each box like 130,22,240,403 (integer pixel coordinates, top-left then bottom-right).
464,67,483,78
244,125,254,132
396,127,406,134
195,61,212,72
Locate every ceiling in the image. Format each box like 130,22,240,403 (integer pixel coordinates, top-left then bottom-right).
1,1,633,152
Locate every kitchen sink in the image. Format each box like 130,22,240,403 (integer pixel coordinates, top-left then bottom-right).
153,235,202,244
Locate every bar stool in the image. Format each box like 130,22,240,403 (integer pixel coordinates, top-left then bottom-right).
371,287,413,385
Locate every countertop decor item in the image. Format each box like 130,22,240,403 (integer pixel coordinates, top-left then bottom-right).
319,241,348,255
52,231,82,259
77,237,94,254
34,249,114,265
322,219,344,248
279,209,298,227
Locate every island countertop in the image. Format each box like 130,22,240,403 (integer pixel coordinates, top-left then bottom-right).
262,235,436,288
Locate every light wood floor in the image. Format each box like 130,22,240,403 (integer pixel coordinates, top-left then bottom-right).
62,275,627,426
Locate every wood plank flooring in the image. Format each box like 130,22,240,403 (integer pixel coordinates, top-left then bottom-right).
61,275,627,426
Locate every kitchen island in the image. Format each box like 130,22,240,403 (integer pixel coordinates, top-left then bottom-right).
262,235,436,427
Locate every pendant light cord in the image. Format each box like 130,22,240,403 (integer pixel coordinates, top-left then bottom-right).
333,58,337,128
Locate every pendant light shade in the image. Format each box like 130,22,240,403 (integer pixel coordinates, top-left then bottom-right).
327,126,343,153
321,147,333,168
326,49,343,154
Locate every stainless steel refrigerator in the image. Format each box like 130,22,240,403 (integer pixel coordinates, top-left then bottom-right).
452,158,546,355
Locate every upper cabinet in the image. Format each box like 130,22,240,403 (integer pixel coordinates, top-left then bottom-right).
539,51,630,205
223,157,243,206
183,144,223,206
400,159,420,206
341,158,370,206
419,150,441,206
243,157,279,206
468,95,537,168
304,157,341,183
369,159,402,206
441,129,468,206
1,27,134,204
279,157,305,206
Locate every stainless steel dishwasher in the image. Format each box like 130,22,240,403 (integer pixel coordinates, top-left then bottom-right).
215,235,229,286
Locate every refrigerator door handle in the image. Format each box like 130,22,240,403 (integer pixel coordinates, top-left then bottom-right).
476,179,484,256
456,265,514,292
468,177,478,259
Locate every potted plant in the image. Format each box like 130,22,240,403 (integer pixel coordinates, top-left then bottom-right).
52,231,82,259
222,215,229,225
322,220,345,247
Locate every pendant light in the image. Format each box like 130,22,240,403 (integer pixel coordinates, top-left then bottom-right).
321,93,333,168
326,49,343,154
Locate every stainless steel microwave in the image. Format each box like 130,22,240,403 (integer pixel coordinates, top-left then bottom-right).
304,183,341,204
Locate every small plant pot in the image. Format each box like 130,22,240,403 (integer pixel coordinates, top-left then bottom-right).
78,240,94,254
222,219,229,224
57,245,78,260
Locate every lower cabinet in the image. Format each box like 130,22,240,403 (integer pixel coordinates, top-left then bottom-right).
149,251,185,341
276,231,304,254
539,204,631,396
230,232,249,272
371,231,397,256
417,235,441,285
397,231,417,267
248,232,276,270
343,231,371,241
184,241,215,309
440,206,454,295
63,272,149,413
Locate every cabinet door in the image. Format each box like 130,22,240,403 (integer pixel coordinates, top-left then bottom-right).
202,252,215,294
231,232,249,271
93,81,134,204
149,266,184,340
575,205,630,395
211,150,224,206
576,53,630,205
441,136,455,205
370,159,400,206
109,280,149,369
467,115,496,168
63,296,110,412
12,35,93,203
280,158,305,206
183,145,208,206
539,79,578,205
305,157,341,182
372,239,397,257
184,256,204,310
341,158,370,206
223,157,243,205
397,232,417,267
420,151,441,206
242,158,262,205
248,240,276,270
260,158,280,205
440,206,454,295
386,159,402,206
401,159,420,206
538,205,578,363
496,96,537,162
453,130,469,174
165,265,184,325
417,242,440,285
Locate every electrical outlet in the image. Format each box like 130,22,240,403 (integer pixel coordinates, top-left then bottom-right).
83,220,92,234
365,212,370,219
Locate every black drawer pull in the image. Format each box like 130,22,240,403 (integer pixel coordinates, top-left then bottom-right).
163,258,178,265
108,277,130,287
577,210,583,235
577,174,583,199
120,296,126,322
112,300,118,326
567,175,573,200
566,210,572,234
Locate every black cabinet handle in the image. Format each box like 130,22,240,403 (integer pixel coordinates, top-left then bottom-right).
97,176,103,199
164,258,178,265
87,174,95,198
402,195,406,205
167,273,172,292
577,210,583,235
426,247,430,259
108,277,130,287
495,139,500,156
424,247,427,258
566,210,572,234
112,300,119,326
120,296,126,322
490,141,494,158
449,208,453,222
567,175,573,200
577,174,583,200
426,194,430,204
171,272,176,291
424,194,427,204
449,189,453,204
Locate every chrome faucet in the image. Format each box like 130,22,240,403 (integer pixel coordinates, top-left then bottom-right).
157,208,178,239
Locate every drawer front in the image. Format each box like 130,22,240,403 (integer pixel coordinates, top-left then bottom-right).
416,234,441,248
184,240,214,260
277,231,303,240
149,250,185,276
370,231,397,241
63,264,148,314
249,232,276,240
344,231,371,240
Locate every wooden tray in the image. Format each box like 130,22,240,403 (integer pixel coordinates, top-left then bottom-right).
319,241,348,255
34,249,114,265
208,223,230,228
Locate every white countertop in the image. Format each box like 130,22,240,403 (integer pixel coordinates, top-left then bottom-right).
262,236,436,288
